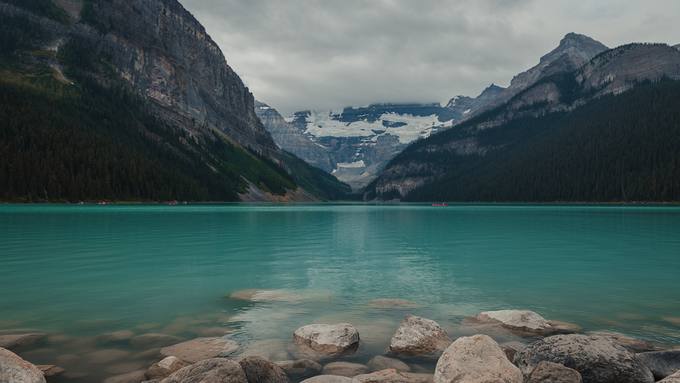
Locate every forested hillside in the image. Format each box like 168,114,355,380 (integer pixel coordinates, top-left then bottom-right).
369,80,680,202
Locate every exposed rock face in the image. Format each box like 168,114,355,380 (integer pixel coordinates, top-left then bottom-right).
146,356,190,380
389,315,451,358
636,350,680,380
160,337,240,363
293,323,360,357
0,333,46,350
445,84,506,121
321,362,368,377
353,369,434,383
83,0,278,156
514,334,654,383
475,310,579,335
433,334,522,383
366,355,411,372
0,347,46,383
238,356,289,383
255,102,334,172
526,361,582,383
275,359,322,380
160,358,247,383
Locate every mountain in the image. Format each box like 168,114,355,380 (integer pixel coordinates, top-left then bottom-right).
366,37,680,202
282,103,458,190
0,0,349,202
445,83,505,120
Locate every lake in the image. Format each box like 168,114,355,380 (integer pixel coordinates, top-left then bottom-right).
1,204,679,381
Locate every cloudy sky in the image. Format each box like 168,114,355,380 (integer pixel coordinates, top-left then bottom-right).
181,0,680,115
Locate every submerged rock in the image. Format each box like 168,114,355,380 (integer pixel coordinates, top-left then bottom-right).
293,323,360,357
229,289,331,303
389,315,451,358
130,333,182,348
353,369,433,383
321,361,368,377
433,334,522,383
526,361,582,383
367,299,420,309
238,339,290,361
161,358,247,383
299,376,353,383
275,359,322,380
37,364,65,378
514,334,654,383
475,310,579,336
102,370,147,383
0,347,46,383
160,337,239,363
239,356,289,383
366,355,411,372
145,356,190,380
97,330,135,345
636,350,680,380
0,333,47,350
587,331,661,352
87,348,130,364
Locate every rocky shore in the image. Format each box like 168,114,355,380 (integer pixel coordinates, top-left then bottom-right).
2,303,679,383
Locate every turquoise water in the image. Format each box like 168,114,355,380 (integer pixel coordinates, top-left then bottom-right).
1,204,680,380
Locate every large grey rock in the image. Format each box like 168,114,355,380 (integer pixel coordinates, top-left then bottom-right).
366,355,410,372
238,356,289,383
145,356,190,380
300,376,353,383
636,350,680,380
161,358,247,383
0,333,46,350
353,369,433,383
661,370,680,382
321,362,368,377
475,310,579,336
587,331,660,352
526,361,582,383
275,359,322,380
514,334,654,383
433,334,522,383
389,315,450,358
160,337,239,363
0,347,46,383
293,324,359,357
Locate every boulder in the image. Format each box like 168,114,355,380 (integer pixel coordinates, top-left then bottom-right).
161,358,247,383
514,334,654,383
321,362,368,377
0,348,46,383
102,370,147,383
275,359,322,380
475,310,579,336
299,376,353,383
389,315,450,358
366,355,410,372
353,369,433,383
293,324,359,357
238,356,289,383
526,361,582,383
587,331,660,352
145,356,190,380
636,350,680,380
0,333,46,350
130,333,183,348
660,371,680,382
500,341,526,362
160,337,239,363
433,334,522,383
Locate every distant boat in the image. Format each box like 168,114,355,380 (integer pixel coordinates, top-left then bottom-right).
432,202,448,207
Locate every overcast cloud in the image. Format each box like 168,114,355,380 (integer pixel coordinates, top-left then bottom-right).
180,0,680,115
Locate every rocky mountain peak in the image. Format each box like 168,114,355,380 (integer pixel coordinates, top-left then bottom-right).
541,32,609,65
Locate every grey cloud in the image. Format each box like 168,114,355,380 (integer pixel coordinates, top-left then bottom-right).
180,0,680,115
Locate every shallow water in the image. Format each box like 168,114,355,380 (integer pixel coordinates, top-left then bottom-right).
1,204,679,381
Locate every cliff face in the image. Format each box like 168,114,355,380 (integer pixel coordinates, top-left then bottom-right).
83,0,278,155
